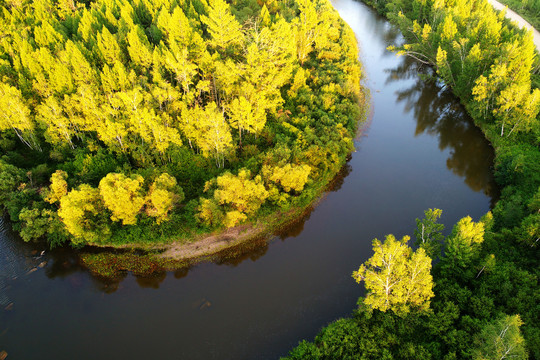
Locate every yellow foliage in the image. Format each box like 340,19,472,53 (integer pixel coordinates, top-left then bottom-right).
287,67,309,98
45,170,68,204
353,235,434,314
146,173,184,224
58,184,109,245
227,95,267,135
98,173,146,225
214,169,268,214
263,163,311,192
201,169,268,228
224,210,247,228
200,0,244,50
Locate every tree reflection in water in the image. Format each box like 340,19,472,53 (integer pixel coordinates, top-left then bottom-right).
385,56,498,206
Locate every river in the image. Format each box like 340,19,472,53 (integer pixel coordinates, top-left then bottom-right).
0,1,497,359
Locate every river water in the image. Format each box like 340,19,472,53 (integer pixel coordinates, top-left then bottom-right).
0,1,497,359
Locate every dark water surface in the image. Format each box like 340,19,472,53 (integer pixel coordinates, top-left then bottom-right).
0,2,497,359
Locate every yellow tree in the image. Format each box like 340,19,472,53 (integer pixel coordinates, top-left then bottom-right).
294,0,318,64
352,234,434,314
180,102,233,167
262,163,311,192
146,173,184,224
159,42,198,95
0,83,39,149
242,19,295,113
37,96,76,148
97,26,124,65
58,184,110,245
200,0,244,51
98,173,146,225
127,25,153,68
293,0,331,64
45,170,68,204
202,169,269,227
226,95,266,143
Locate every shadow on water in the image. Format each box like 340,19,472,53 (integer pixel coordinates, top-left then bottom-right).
385,57,499,207
208,161,354,267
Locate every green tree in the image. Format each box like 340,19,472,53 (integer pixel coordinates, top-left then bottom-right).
414,208,444,258
352,234,434,314
19,208,68,245
0,160,25,204
441,216,485,277
473,315,528,360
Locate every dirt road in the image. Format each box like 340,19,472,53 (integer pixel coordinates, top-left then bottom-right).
487,0,540,51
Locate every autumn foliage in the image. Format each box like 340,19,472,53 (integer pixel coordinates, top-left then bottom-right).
0,0,364,246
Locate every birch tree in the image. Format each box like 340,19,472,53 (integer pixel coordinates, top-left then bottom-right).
352,234,434,314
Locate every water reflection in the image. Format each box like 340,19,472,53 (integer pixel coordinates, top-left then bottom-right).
386,56,498,204
0,1,499,357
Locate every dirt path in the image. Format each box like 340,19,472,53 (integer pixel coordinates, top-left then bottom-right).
158,225,262,261
487,0,540,51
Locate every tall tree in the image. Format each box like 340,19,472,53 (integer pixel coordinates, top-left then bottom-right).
473,315,528,360
200,0,244,51
58,184,110,245
414,208,444,259
98,173,146,225
0,83,39,149
352,234,434,314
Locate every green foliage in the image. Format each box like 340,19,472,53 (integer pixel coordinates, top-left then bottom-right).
441,216,485,278
496,0,540,30
473,315,528,360
0,159,25,204
414,208,444,259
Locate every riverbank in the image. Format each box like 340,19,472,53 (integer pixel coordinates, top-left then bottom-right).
78,152,364,277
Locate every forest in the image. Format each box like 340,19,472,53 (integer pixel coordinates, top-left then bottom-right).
284,0,540,358
0,0,363,247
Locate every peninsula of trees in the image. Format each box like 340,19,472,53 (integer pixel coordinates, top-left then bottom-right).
0,0,363,247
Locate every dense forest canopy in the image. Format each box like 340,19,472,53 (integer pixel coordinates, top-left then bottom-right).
0,0,363,246
285,0,540,358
